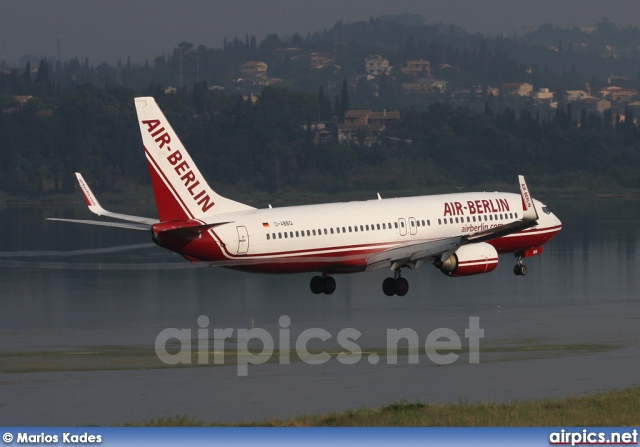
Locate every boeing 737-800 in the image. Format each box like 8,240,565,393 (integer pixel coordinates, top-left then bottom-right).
49,97,562,296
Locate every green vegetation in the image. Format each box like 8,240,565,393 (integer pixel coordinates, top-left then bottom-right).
3,16,640,199
0,339,621,374
124,386,640,426
1,85,640,201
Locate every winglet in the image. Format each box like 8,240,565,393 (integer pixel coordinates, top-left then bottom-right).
73,172,158,225
518,175,539,221
75,172,108,216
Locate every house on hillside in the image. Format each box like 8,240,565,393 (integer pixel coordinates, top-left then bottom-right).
502,82,533,97
365,55,392,76
402,78,447,94
339,109,400,146
533,88,555,105
401,59,431,77
565,90,590,102
240,61,268,79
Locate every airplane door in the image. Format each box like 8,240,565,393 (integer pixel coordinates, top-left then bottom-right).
236,226,249,254
398,218,407,236
408,217,417,235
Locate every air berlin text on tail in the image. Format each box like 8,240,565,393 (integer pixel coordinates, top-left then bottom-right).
142,119,215,213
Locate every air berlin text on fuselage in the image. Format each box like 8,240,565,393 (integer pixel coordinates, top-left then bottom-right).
444,199,510,216
142,119,214,213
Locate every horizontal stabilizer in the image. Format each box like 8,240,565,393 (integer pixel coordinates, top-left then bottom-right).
47,218,150,231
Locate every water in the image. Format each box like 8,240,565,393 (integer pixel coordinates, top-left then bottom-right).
0,197,639,425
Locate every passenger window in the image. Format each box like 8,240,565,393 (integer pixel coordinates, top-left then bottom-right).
342,227,346,233
296,231,299,237
301,231,305,237
438,219,441,225
515,213,518,219
336,227,340,234
267,234,270,240
323,229,327,235
366,225,369,231
427,220,430,226
330,228,334,234
354,226,358,232
284,232,288,238
290,232,294,238
307,230,311,236
377,224,380,230
312,229,316,236
382,223,386,229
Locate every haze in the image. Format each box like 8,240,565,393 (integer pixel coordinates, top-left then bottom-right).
2,0,640,65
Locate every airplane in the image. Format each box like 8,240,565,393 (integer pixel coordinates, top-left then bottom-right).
48,97,562,296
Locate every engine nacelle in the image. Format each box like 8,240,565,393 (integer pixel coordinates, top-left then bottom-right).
438,242,499,277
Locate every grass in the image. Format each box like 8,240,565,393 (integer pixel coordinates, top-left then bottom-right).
124,387,640,427
0,340,623,374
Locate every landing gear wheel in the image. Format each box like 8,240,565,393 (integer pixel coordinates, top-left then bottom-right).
310,275,324,294
322,276,336,295
395,277,409,296
382,277,396,296
513,264,528,276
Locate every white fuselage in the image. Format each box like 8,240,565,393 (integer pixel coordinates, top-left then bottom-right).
172,191,561,274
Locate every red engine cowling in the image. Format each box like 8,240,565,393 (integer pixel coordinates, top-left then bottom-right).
438,242,499,277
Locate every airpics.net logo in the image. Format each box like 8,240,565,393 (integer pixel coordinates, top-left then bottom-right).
155,316,484,376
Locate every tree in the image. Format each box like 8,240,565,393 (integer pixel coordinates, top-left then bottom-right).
340,77,350,121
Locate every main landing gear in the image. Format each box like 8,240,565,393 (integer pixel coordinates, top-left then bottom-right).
310,274,336,295
514,253,528,276
382,269,409,297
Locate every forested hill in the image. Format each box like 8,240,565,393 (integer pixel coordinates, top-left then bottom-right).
1,84,639,198
2,15,640,197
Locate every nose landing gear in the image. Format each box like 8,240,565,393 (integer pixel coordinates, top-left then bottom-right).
514,253,528,276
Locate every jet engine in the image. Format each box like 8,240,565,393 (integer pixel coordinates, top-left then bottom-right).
437,242,499,277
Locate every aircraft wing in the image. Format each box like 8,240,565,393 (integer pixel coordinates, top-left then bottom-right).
365,175,540,271
47,173,158,230
365,236,462,271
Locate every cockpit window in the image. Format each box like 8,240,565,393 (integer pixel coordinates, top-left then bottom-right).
542,206,551,215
